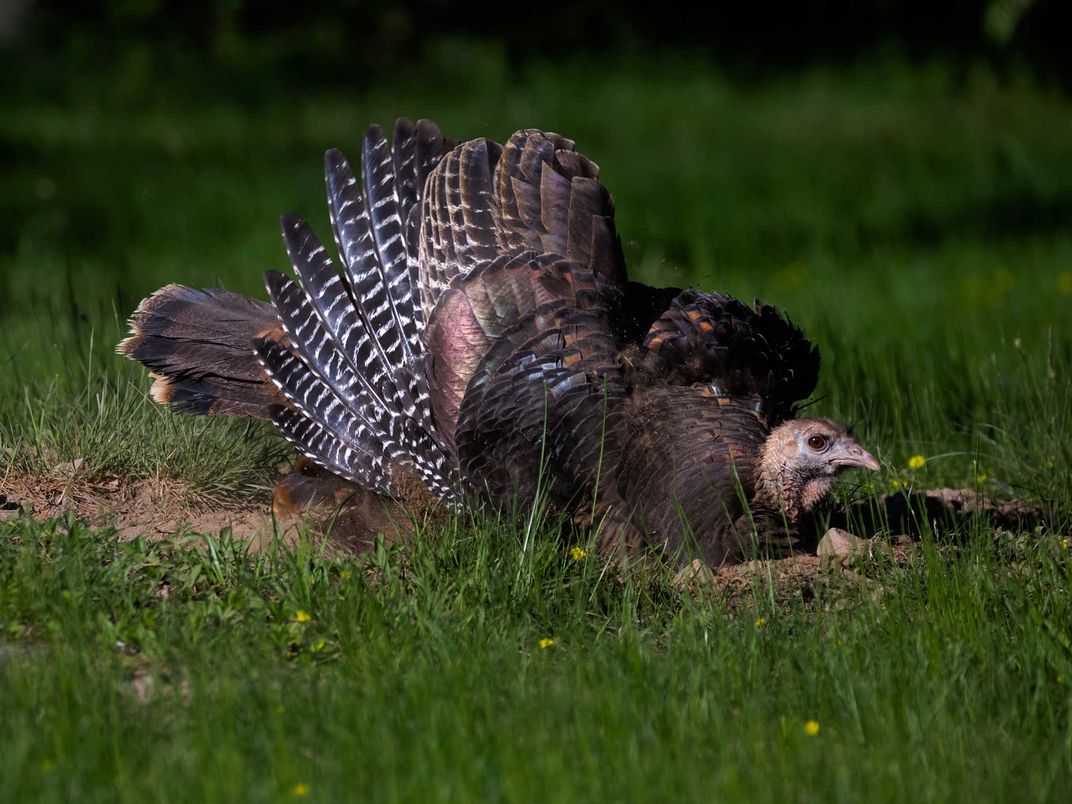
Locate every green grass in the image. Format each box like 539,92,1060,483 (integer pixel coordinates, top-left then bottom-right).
1,514,1070,801
2,55,1072,800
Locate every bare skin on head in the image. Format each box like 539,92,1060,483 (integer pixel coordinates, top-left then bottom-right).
754,417,880,531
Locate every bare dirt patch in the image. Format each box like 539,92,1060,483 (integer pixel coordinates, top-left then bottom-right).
0,468,279,544
0,459,420,553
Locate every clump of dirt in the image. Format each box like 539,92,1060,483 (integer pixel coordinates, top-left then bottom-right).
675,528,920,611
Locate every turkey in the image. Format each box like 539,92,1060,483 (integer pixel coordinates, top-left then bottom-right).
119,118,879,566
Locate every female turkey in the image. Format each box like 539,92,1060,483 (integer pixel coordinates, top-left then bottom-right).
119,119,879,566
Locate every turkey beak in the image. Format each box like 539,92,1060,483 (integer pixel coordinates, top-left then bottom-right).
832,444,880,472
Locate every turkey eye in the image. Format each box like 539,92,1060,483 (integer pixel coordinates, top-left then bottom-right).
807,435,828,451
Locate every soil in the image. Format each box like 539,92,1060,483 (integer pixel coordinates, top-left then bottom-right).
0,468,281,545
0,459,422,554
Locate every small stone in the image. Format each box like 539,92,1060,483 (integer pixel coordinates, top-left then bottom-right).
674,558,717,593
52,458,85,477
817,528,890,565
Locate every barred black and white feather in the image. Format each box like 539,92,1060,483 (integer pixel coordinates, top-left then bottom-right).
259,121,458,503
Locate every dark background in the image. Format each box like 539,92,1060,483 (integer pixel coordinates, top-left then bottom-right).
4,0,1070,105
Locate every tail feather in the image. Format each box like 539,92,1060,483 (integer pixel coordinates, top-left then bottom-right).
269,405,377,487
118,284,284,418
324,148,399,386
263,121,460,503
391,118,421,242
261,266,397,484
253,335,390,490
274,222,390,411
361,125,420,359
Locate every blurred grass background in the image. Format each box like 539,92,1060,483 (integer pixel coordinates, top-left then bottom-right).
2,1,1071,496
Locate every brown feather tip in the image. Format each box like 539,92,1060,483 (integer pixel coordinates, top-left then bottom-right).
115,333,139,356
117,284,191,355
148,372,175,405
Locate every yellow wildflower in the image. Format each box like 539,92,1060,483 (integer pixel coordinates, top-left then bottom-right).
539,638,555,650
1058,271,1072,295
313,638,328,652
295,610,312,624
976,473,988,483
804,720,821,736
908,455,926,470
1061,538,1070,550
291,783,310,798
570,546,588,561
754,617,766,629
890,478,904,491
340,569,353,580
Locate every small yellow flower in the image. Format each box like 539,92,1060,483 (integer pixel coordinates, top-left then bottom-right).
295,610,312,624
291,782,310,798
313,638,328,652
907,455,926,470
340,569,353,580
539,638,555,650
890,478,904,491
976,473,988,483
1058,271,1072,295
804,720,821,736
1061,538,1070,550
754,617,766,629
570,546,588,561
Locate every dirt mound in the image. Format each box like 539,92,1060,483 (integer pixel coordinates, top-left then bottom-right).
674,528,920,610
